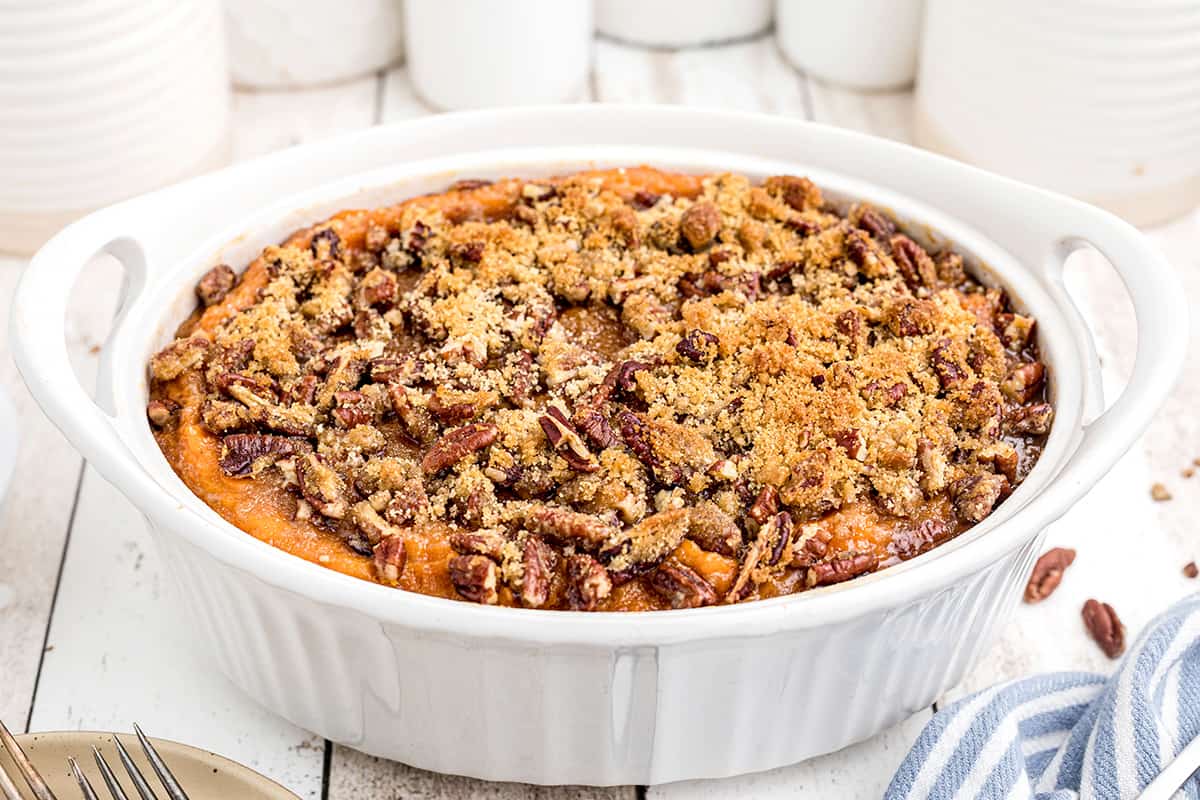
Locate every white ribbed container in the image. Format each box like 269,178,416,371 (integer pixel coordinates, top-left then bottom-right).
596,0,772,48
226,0,405,89
0,0,231,256
916,0,1200,226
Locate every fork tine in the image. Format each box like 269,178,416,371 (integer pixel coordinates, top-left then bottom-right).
68,757,100,800
131,727,189,800
0,719,58,800
92,747,130,800
112,738,157,800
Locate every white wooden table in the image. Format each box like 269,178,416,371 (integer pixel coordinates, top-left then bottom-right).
2,35,1198,799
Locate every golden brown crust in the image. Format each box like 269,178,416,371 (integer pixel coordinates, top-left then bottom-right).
148,167,1051,611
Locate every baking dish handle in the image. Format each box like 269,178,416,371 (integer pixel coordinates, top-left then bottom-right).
1033,201,1187,501
10,210,162,499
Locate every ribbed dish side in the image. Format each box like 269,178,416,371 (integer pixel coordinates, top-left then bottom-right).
151,520,1043,785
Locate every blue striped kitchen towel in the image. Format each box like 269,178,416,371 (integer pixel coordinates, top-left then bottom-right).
886,593,1200,800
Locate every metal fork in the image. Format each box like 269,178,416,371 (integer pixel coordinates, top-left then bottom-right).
0,720,190,800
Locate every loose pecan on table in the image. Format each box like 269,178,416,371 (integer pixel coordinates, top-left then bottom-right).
1023,547,1076,603
1081,598,1125,659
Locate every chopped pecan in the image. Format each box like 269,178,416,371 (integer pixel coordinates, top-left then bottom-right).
388,384,438,445
149,336,209,381
449,528,507,559
762,511,794,566
448,178,493,192
748,486,779,525
518,535,555,607
765,175,822,212
834,428,868,461
572,408,618,450
383,479,429,526
917,439,948,495
612,359,653,395
935,251,967,286
616,409,658,470
845,231,873,270
364,222,391,253
891,235,938,293
806,553,878,586
930,339,966,390
449,555,499,605
676,330,720,363
1001,362,1046,404
679,202,721,250
765,259,803,282
421,423,499,475
525,505,616,551
427,394,479,425
146,398,179,428
631,189,660,209
884,298,936,337
687,502,743,556
564,554,612,611
995,313,1037,352
789,523,833,567
219,433,310,477
647,562,718,609
332,390,374,429
195,264,236,307
309,228,341,259
1005,402,1053,435
1024,547,1076,603
1081,598,1125,658
372,535,407,585
950,473,1008,523
450,241,485,263
539,406,599,472
216,372,276,407
355,268,397,309
854,206,895,242
351,501,398,546
296,453,349,519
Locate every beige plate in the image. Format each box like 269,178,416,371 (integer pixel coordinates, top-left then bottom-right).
1,731,298,799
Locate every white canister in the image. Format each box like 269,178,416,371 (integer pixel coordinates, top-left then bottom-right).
915,0,1200,226
226,0,405,89
775,0,925,90
404,0,593,111
596,0,772,48
0,0,231,256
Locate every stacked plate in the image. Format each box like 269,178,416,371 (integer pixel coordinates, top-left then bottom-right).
0,0,231,255
916,0,1200,225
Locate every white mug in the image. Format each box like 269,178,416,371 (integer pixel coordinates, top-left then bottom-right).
0,0,231,255
915,0,1200,226
404,0,594,111
596,0,772,48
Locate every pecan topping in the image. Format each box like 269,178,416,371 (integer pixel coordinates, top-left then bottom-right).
890,235,937,293
834,429,867,461
855,206,895,242
146,399,179,428
421,423,498,475
539,406,599,472
1006,403,1053,436
1024,547,1076,603
309,228,341,259
525,505,617,551
930,339,966,390
149,336,208,381
518,536,555,607
686,502,743,556
647,562,718,609
351,501,397,546
372,535,407,585
631,189,660,209
950,473,1008,524
679,202,721,250
748,486,779,525
449,555,499,605
296,453,349,519
332,390,373,429
573,408,618,450
806,553,878,586
1001,362,1046,404
449,528,507,560
676,330,720,363
1081,598,1125,659
564,554,612,611
195,264,236,307
219,433,310,477
765,175,822,212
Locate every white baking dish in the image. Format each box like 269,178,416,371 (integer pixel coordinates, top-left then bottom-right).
10,107,1186,785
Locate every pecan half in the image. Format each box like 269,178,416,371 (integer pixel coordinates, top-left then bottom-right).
388,384,439,445
372,535,407,585
518,535,555,607
219,433,311,477
855,206,895,242
765,175,822,212
890,235,937,293
679,202,721,250
806,553,878,586
449,555,499,605
1001,362,1046,404
686,502,743,556
616,409,659,471
647,562,718,609
146,398,179,428
449,528,507,559
950,473,1008,524
539,406,599,472
296,453,350,519
421,423,498,475
748,486,779,525
332,390,374,429
1006,403,1054,436
572,408,618,450
1081,598,1125,659
525,505,616,551
1024,547,1076,603
930,339,966,390
351,501,397,546
195,264,236,307
564,554,612,611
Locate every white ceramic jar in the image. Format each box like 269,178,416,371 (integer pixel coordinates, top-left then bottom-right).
776,0,925,90
404,0,593,110
0,0,231,256
226,0,405,89
596,0,772,48
916,0,1200,226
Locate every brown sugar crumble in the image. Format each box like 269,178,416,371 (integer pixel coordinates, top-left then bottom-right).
146,167,1053,611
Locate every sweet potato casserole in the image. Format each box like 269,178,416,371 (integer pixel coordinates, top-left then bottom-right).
147,167,1052,611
